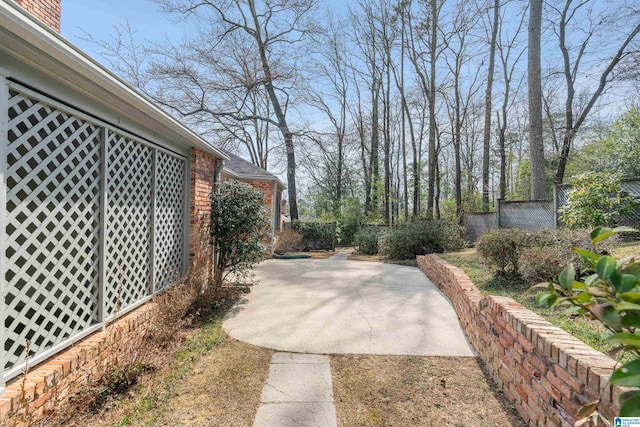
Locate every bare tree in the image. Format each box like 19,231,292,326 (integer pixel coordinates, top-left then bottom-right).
528,0,545,199
442,0,483,221
496,2,527,200
306,13,350,213
482,0,500,211
550,0,640,183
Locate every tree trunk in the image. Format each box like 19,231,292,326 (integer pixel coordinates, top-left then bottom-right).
426,0,438,219
482,0,499,211
528,0,545,200
248,0,299,218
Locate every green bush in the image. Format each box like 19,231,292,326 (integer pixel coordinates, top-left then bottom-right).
477,228,594,278
535,227,640,418
353,228,381,255
477,229,530,275
336,197,364,246
382,219,465,260
518,229,593,284
292,220,336,251
560,172,638,229
210,180,271,287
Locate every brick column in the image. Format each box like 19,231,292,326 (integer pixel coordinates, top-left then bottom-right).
189,149,219,279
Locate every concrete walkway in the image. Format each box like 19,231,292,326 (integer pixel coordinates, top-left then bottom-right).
223,253,474,356
253,353,336,427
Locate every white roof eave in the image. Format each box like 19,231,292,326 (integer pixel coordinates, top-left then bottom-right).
221,167,286,190
0,1,229,161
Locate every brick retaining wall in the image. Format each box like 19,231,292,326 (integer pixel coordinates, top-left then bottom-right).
417,254,621,426
0,303,157,426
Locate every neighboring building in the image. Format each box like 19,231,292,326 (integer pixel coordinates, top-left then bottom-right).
221,151,286,252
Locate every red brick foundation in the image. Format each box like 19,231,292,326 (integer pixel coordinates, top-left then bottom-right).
0,304,157,426
417,254,621,426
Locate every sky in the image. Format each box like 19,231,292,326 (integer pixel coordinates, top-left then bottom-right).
61,0,182,63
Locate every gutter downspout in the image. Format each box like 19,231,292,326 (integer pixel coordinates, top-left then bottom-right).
212,159,224,281
271,181,278,255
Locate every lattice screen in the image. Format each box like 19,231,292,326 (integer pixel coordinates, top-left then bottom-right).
154,152,186,291
105,132,153,317
5,90,101,370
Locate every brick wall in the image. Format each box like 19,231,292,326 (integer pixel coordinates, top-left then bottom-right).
13,0,61,32
417,254,621,426
0,304,157,426
189,149,219,279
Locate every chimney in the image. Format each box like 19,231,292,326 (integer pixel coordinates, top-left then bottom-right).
13,0,61,32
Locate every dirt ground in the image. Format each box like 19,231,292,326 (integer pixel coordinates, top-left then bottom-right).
331,355,525,427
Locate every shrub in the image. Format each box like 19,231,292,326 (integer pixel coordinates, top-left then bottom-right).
292,220,336,250
336,197,364,246
519,246,573,284
382,219,465,260
560,172,638,229
477,228,597,278
275,229,304,253
353,228,381,254
518,229,597,284
210,180,271,287
476,229,530,275
535,226,640,418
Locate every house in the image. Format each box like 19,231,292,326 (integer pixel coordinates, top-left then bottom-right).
0,0,238,422
220,150,285,252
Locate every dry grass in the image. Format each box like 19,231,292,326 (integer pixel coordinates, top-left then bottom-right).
287,251,336,259
149,340,272,426
45,287,267,427
347,253,387,262
331,355,525,427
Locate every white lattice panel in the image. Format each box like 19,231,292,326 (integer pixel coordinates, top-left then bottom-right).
4,90,101,370
105,132,152,316
155,152,186,291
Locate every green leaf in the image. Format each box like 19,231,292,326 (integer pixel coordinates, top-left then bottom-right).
573,248,599,267
527,282,551,292
590,226,608,242
592,226,638,245
609,270,637,293
572,281,587,290
596,256,617,279
614,301,640,311
591,304,622,331
622,263,640,280
619,391,640,417
558,264,575,291
610,360,640,387
587,287,610,297
584,273,599,286
612,226,638,234
560,305,583,316
575,292,592,303
536,292,556,307
605,332,640,348
620,292,640,302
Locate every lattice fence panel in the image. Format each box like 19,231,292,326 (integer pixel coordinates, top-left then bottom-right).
499,200,554,230
464,213,496,241
5,90,101,370
105,132,152,316
154,152,186,291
